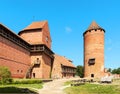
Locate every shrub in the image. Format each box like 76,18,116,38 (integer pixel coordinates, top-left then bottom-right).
13,79,42,84
76,65,84,78
0,66,12,84
1,78,13,84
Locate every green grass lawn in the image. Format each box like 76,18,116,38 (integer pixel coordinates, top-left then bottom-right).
64,81,72,86
0,84,43,93
0,86,38,93
64,83,120,94
2,83,43,89
0,78,43,93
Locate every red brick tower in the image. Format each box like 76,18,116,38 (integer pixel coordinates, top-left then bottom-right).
83,21,105,78
18,21,54,79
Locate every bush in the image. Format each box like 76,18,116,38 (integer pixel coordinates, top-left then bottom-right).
76,65,84,78
1,78,13,84
112,67,120,74
13,79,42,84
0,66,12,84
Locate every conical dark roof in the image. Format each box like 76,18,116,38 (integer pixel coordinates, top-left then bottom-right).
83,21,105,35
87,21,102,31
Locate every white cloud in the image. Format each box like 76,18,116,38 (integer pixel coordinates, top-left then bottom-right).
65,27,72,33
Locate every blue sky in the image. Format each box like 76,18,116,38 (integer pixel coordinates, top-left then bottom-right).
0,0,120,69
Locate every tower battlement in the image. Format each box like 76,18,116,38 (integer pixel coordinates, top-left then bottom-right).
83,21,105,36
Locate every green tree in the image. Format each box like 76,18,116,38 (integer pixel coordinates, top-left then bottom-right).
112,67,120,74
76,65,84,78
107,68,112,73
0,66,12,84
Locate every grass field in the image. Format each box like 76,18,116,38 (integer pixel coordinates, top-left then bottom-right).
0,84,43,93
64,83,120,94
0,79,43,93
64,79,120,94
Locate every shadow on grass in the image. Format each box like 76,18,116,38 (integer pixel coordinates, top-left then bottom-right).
0,86,38,94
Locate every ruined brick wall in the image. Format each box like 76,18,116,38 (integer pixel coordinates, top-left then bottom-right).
0,36,30,78
84,29,105,78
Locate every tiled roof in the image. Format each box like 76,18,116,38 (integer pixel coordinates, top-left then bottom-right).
23,21,47,30
87,21,103,31
83,21,105,35
54,54,76,68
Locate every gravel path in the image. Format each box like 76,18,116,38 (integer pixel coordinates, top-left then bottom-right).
39,78,77,94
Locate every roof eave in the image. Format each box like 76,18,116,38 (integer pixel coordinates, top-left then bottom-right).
83,28,105,36
18,28,42,35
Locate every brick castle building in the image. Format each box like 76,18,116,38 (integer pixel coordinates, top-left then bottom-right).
52,54,76,79
0,21,76,79
83,21,107,78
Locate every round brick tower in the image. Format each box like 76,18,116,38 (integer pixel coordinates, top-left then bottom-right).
83,21,105,78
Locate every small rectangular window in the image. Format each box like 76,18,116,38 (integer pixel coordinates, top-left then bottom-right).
88,58,95,65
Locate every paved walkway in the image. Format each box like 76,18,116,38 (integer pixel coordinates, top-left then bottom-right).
39,78,78,94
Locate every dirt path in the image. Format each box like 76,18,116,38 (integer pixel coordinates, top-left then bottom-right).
39,78,78,94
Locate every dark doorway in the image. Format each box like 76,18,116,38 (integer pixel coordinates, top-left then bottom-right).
63,73,66,77
91,74,94,78
33,73,35,78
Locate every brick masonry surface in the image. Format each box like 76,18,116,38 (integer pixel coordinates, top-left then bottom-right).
0,35,30,78
84,29,105,78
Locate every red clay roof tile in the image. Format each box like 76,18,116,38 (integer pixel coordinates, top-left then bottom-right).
54,54,76,68
23,21,47,30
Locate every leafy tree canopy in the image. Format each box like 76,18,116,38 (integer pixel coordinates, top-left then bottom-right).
0,66,12,84
112,67,120,74
76,65,84,78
